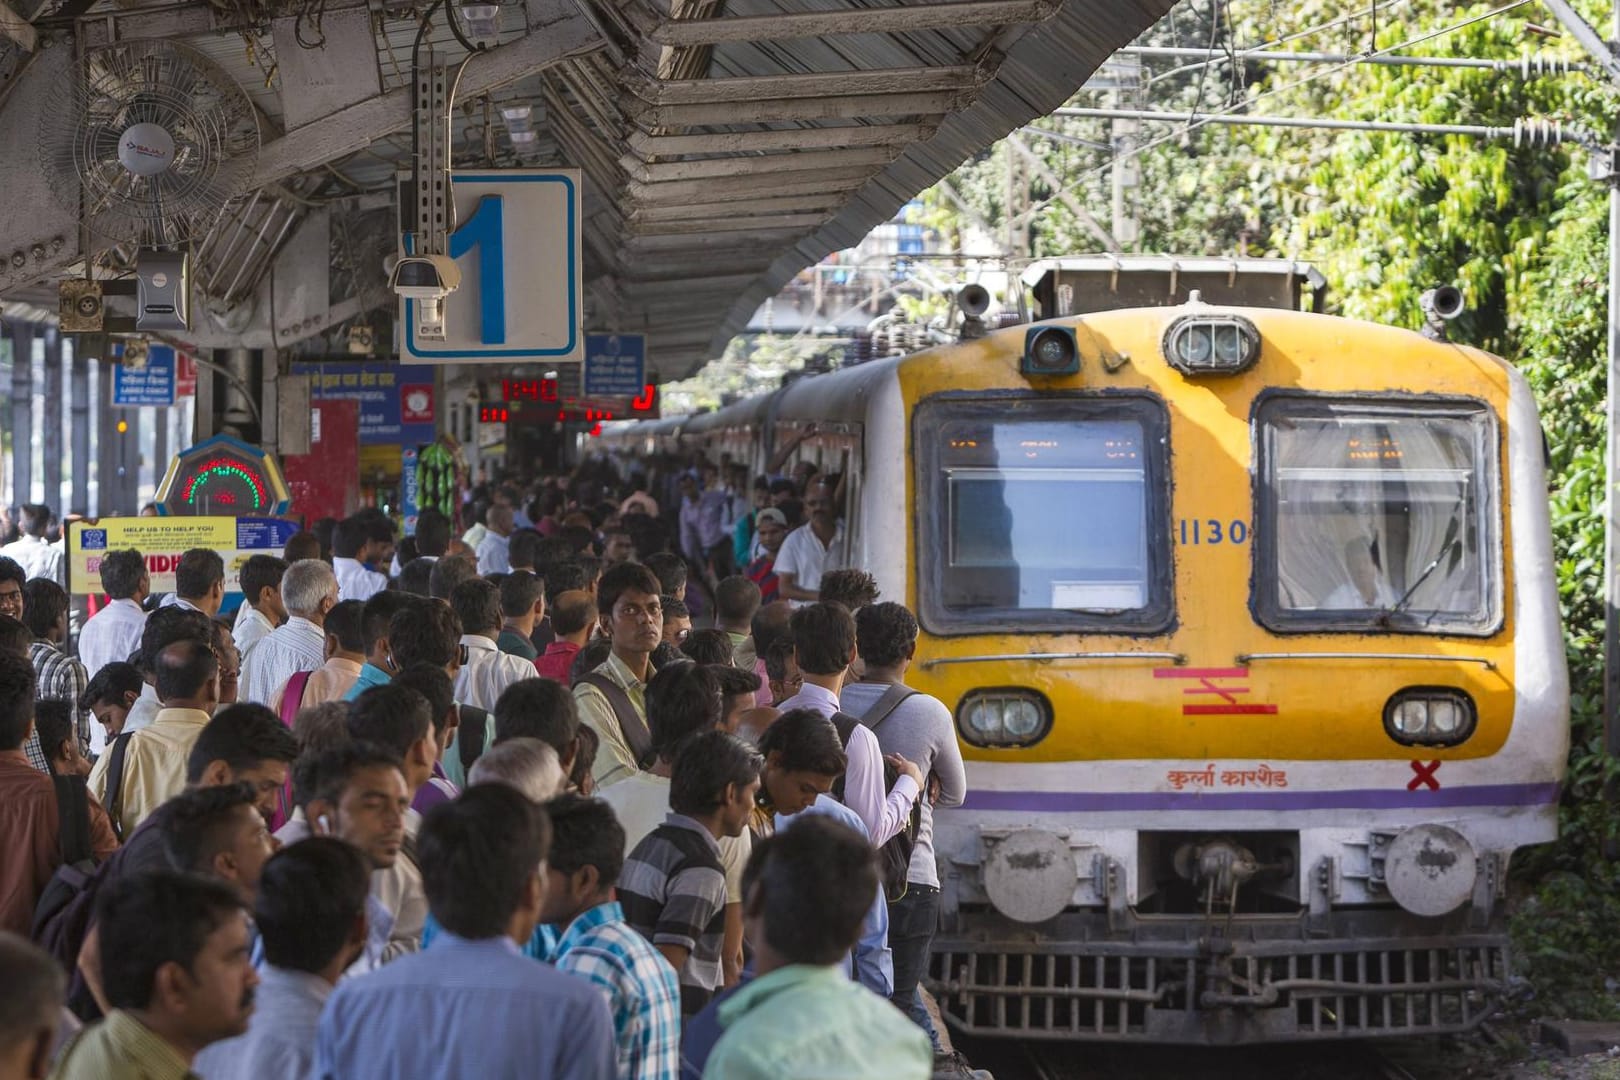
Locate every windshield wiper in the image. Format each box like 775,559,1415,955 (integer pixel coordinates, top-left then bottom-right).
1381,532,1462,625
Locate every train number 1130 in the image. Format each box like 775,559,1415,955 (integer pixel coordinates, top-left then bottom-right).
1177,519,1249,545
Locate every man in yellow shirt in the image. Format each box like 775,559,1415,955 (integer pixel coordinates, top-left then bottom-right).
51,873,257,1080
89,640,217,837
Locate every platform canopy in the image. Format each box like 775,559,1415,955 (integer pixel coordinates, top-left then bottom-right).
0,0,1173,380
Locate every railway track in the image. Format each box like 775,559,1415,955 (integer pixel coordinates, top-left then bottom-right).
953,1034,1461,1079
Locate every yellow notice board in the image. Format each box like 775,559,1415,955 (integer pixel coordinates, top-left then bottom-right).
67,517,300,596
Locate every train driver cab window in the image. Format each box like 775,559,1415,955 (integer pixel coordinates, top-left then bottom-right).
1255,395,1501,636
915,394,1172,635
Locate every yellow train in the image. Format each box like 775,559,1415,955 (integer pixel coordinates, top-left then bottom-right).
601,257,1568,1044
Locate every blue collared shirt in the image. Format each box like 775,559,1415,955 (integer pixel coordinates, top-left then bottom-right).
342,662,393,702
776,795,893,998
193,965,330,1080
546,901,682,1080
315,931,617,1080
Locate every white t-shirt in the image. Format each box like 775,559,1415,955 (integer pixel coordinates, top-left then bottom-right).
772,520,845,605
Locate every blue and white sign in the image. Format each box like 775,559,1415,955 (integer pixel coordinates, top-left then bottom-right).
400,169,583,364
111,345,176,407
294,363,437,447
584,334,647,397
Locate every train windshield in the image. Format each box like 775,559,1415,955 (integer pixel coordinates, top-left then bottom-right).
916,395,1173,635
1256,396,1501,635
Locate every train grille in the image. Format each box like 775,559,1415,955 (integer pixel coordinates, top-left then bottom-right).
927,938,1507,1043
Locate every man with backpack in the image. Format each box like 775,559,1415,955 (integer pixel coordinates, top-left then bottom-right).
776,602,922,846
32,706,297,1020
841,601,968,1067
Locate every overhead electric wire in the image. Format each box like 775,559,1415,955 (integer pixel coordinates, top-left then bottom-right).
1019,0,1541,232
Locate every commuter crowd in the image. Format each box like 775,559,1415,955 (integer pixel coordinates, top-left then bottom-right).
0,451,977,1080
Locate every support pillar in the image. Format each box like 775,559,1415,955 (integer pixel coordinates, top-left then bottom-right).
10,322,31,508
70,339,89,514
41,328,62,514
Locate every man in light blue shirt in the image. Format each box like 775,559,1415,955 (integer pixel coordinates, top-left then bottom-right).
316,783,615,1080
195,838,370,1080
777,794,893,997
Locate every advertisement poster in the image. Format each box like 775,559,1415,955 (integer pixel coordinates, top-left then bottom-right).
68,517,302,596
295,362,436,446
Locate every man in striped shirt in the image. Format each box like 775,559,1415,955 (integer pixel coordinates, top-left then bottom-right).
543,794,680,1080
619,731,760,1018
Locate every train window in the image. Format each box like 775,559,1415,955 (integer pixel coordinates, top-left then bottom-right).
1254,395,1502,636
914,393,1173,635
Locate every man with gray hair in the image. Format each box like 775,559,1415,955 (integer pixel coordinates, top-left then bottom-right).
0,931,63,1080
468,737,566,802
240,560,338,707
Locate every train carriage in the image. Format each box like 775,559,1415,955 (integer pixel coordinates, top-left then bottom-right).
598,257,1568,1045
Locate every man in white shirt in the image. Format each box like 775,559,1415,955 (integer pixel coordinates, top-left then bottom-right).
240,560,338,707
776,602,921,848
774,481,846,606
450,577,536,710
232,554,288,659
476,505,515,575
332,516,389,603
78,548,149,680
0,503,63,585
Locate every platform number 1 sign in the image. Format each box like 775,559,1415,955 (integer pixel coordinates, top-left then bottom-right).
400,170,583,364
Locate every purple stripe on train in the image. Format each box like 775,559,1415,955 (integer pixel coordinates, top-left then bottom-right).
960,782,1562,813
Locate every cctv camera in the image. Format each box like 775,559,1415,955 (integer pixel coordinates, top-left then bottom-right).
390,254,462,341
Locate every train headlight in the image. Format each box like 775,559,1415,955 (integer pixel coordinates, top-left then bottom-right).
1383,688,1477,747
1162,314,1260,375
957,689,1053,747
1021,326,1080,376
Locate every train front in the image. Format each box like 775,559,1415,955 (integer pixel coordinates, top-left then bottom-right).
902,267,1568,1044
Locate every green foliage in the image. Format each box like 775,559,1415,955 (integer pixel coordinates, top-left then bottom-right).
912,0,1620,1016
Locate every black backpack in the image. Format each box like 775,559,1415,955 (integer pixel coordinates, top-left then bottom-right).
457,704,492,775
31,732,133,975
829,685,922,903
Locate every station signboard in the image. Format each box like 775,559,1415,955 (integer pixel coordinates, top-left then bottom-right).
296,362,436,447
111,345,177,407
67,516,301,597
584,334,646,396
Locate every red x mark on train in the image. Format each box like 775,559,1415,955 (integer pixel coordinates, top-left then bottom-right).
1407,760,1442,791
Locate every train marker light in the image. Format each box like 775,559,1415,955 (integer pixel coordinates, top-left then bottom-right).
957,688,1053,748
1021,326,1080,376
1163,314,1260,375
1383,687,1476,747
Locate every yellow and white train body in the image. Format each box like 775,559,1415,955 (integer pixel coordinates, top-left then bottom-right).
602,259,1567,1044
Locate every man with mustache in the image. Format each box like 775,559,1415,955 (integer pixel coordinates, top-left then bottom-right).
49,873,259,1079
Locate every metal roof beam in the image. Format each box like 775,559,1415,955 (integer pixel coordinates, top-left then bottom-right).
0,1,36,51
633,64,984,104
630,91,964,127
622,147,899,182
627,121,936,156
626,166,882,203
644,0,1057,45
252,0,602,188
632,211,833,234
629,194,846,222
621,229,807,253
